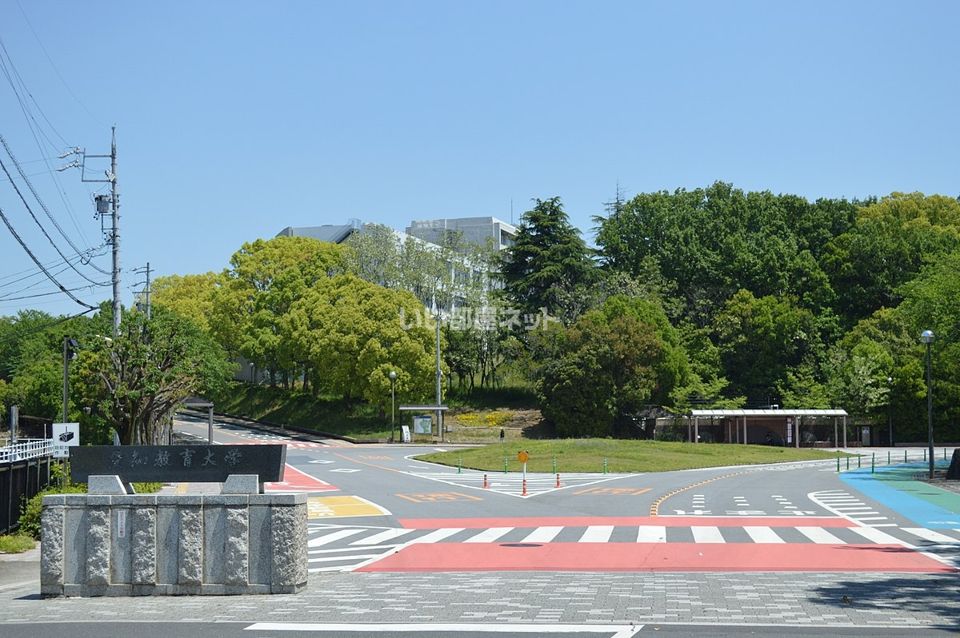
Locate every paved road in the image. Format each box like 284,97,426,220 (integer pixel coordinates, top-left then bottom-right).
4,415,958,633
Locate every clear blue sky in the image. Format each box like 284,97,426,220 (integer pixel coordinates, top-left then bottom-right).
1,0,958,317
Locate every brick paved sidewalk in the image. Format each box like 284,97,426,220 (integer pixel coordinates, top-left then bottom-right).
0,569,957,629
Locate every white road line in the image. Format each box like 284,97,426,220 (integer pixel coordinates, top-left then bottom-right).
521,526,563,543
408,528,464,544
848,527,903,545
796,526,845,544
636,526,667,543
464,527,514,543
579,525,614,542
310,545,400,555
245,623,644,637
743,526,784,543
350,529,416,546
307,529,367,547
691,526,725,543
902,528,960,544
308,554,383,563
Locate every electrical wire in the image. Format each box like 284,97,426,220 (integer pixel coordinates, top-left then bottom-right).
0,204,97,310
0,134,110,275
0,35,90,245
0,150,108,285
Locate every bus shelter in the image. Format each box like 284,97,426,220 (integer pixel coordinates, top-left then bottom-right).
689,409,849,448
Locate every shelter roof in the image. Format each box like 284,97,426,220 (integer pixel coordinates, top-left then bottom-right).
690,409,847,417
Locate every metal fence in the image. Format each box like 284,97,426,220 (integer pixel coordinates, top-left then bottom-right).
0,440,55,534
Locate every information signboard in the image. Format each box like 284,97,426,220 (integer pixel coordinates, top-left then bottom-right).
51,422,80,459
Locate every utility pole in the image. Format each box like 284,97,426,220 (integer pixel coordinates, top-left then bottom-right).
110,128,120,335
77,127,121,335
133,262,152,320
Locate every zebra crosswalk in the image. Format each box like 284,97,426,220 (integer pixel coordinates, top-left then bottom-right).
307,521,960,573
808,489,893,526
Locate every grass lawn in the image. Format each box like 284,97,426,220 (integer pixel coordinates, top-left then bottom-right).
0,534,35,553
417,439,850,473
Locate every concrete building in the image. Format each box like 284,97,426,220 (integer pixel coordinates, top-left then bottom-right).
405,216,517,252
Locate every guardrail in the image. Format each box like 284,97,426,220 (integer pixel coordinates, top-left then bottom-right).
837,447,955,473
0,439,53,463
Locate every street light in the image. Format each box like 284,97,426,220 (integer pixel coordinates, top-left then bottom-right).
921,330,935,479
886,376,893,447
388,370,397,443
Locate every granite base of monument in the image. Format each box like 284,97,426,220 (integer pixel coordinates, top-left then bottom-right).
40,473,307,597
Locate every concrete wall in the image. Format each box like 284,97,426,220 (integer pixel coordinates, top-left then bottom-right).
40,492,307,596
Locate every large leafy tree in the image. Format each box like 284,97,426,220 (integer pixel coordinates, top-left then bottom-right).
595,183,851,326
712,290,817,404
152,272,222,334
212,236,345,387
500,197,596,323
537,296,688,437
76,307,233,445
284,275,440,408
823,192,960,326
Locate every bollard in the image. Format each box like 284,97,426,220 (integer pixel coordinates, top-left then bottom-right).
871,453,875,474
846,456,850,470
483,474,488,489
924,449,927,462
945,448,949,461
887,451,891,465
837,454,840,473
552,455,557,474
556,473,560,488
522,478,527,496
603,458,608,474
905,449,908,463
504,457,508,474
458,457,462,474
857,455,861,469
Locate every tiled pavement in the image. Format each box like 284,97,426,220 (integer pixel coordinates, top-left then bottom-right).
1,570,959,628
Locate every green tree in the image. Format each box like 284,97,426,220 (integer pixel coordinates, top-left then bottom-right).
212,236,345,387
76,307,233,445
823,192,960,326
712,290,817,404
537,296,688,437
152,272,222,333
284,275,440,408
500,197,596,323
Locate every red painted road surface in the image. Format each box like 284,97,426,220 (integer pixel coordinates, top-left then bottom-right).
358,542,955,573
265,464,337,493
398,516,856,529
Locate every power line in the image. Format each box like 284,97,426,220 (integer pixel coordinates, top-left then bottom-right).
1,134,109,274
0,35,90,245
0,204,96,310
0,147,108,285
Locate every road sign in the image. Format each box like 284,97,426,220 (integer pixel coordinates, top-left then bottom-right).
517,450,529,463
51,422,79,458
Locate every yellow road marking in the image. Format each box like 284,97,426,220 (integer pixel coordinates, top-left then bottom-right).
649,471,748,516
307,495,390,519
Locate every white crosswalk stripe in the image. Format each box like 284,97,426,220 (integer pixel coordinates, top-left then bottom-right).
522,526,563,543
464,527,514,543
848,526,903,545
636,526,667,543
796,526,845,544
691,526,724,543
579,525,614,542
744,526,784,543
902,528,960,544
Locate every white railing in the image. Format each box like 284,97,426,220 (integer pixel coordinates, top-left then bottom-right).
0,439,53,463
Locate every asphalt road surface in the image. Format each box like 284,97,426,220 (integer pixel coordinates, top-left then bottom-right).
5,414,955,635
